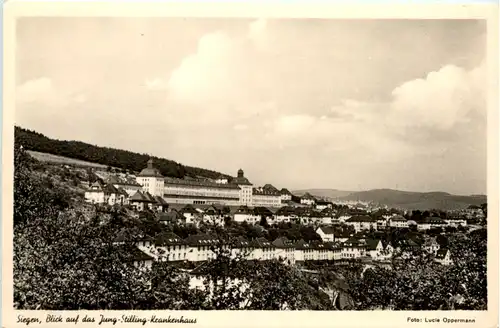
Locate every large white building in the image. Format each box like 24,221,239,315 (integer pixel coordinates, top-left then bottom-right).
136,159,165,197
252,187,281,207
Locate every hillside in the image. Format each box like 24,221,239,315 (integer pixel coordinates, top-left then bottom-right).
15,126,231,180
292,189,354,199
338,189,486,210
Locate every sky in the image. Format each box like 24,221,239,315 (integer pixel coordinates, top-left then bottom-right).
15,18,487,195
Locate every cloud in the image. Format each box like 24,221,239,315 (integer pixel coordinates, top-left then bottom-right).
166,31,250,107
16,77,87,108
389,63,486,131
144,78,168,91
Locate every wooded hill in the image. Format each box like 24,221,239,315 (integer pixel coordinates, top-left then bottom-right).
15,126,231,180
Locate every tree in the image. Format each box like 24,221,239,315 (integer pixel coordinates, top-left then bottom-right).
347,229,487,310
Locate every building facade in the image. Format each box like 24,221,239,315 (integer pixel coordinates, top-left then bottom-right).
136,159,165,197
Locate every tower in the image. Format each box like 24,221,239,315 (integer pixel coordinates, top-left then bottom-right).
136,158,164,197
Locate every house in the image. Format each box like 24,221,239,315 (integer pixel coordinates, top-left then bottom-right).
107,174,142,197
252,187,282,208
233,206,260,224
315,200,333,211
310,241,329,261
341,238,367,259
333,230,352,243
251,237,276,261
300,192,317,206
274,206,296,223
316,226,336,242
417,217,448,230
180,204,201,225
253,206,274,225
294,239,314,262
129,190,155,211
155,232,190,262
445,216,467,227
279,188,293,203
157,210,184,225
185,234,220,262
121,245,154,270
84,181,125,205
325,242,342,261
435,249,453,266
395,238,420,258
231,236,254,260
376,217,388,229
272,237,296,265
320,208,336,224
388,216,409,228
365,239,387,261
345,215,377,232
423,237,440,255
203,205,225,226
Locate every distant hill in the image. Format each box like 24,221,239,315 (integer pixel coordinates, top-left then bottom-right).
338,189,486,210
292,189,354,199
15,126,231,180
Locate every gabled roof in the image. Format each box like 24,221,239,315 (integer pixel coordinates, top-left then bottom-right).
263,184,279,193
130,190,153,203
108,174,142,187
232,236,253,248
184,234,219,247
154,196,168,206
317,226,336,235
343,237,367,248
435,248,450,260
390,215,407,222
253,237,275,248
143,191,158,203
155,232,186,246
86,181,104,192
365,239,382,251
294,239,312,250
116,187,129,197
280,188,292,195
272,237,295,249
310,240,327,250
253,187,280,196
301,192,316,200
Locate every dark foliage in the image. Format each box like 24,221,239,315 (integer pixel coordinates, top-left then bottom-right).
15,126,230,180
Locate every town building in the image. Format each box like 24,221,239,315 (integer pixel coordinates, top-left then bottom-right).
272,237,296,265
252,187,282,207
435,248,453,266
345,215,377,232
388,216,409,228
300,192,316,206
136,159,165,197
417,217,448,230
279,188,293,203
163,177,241,206
233,169,253,206
316,226,336,242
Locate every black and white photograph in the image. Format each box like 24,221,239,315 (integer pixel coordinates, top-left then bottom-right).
4,4,498,324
